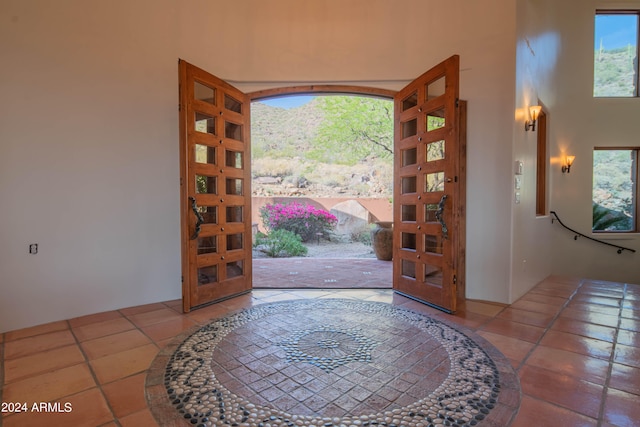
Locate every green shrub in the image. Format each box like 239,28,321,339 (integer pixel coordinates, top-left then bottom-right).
592,201,632,231
255,229,308,257
351,225,374,245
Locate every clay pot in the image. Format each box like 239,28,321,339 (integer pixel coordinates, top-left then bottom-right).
371,221,393,261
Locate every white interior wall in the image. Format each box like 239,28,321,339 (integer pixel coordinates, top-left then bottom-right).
1,0,517,333
541,0,640,285
0,0,181,332
510,0,558,301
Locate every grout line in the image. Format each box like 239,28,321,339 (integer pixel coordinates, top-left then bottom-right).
67,319,122,426
594,282,626,427
506,279,604,425
512,279,585,373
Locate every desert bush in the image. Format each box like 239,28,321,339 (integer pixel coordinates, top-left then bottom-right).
252,157,295,178
254,229,308,257
260,202,338,242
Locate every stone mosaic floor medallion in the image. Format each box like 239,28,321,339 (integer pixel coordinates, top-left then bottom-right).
148,299,520,426
279,325,378,372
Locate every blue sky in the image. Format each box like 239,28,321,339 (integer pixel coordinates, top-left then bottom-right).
595,14,638,50
259,95,316,109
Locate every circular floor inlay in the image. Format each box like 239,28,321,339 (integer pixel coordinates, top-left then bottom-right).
149,299,520,427
279,325,378,372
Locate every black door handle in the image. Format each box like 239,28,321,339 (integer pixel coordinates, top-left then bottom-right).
188,196,204,240
434,194,448,240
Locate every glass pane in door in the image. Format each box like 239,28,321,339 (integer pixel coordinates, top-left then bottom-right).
402,92,418,111
226,206,243,223
198,265,218,285
197,236,217,254
402,148,417,166
402,119,417,139
401,176,417,194
424,234,442,254
195,144,216,165
196,206,217,224
401,205,416,222
425,204,438,222
426,76,446,99
225,150,243,169
225,121,243,141
196,175,217,194
224,94,242,113
401,260,416,279
426,140,445,162
424,262,443,286
226,178,243,195
401,233,417,250
195,112,216,134
226,233,243,251
194,81,215,104
426,109,445,131
226,260,243,278
425,172,445,192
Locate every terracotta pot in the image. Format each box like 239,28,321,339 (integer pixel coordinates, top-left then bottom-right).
371,221,393,261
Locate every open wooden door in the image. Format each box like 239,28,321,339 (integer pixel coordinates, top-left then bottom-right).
179,60,252,312
393,55,465,313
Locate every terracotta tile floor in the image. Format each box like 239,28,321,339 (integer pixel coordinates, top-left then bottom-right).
253,258,392,289
1,272,639,426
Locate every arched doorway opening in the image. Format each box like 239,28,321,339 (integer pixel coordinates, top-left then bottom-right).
248,90,396,290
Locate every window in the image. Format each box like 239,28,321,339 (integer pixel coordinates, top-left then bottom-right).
535,110,547,216
592,148,638,232
594,11,639,97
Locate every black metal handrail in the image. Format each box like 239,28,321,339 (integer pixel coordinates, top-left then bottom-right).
550,211,636,254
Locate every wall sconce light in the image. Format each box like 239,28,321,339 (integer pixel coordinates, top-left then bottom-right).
524,105,542,131
562,155,575,173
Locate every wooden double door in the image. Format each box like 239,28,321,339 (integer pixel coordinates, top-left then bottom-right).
179,56,465,313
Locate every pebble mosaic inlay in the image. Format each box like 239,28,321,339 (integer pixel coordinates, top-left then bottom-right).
278,326,378,372
161,299,512,427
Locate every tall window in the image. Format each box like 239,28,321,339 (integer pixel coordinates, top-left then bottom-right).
594,11,639,97
536,110,547,216
593,148,638,232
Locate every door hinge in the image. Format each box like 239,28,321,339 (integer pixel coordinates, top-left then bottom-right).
178,103,182,111
453,274,457,285
181,275,184,283
455,98,459,108
180,177,183,186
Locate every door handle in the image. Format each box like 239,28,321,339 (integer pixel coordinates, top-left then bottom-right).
188,196,204,240
434,194,448,240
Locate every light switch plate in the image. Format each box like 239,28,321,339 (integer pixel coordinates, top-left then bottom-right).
515,161,523,175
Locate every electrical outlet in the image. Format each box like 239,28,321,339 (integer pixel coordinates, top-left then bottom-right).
29,243,38,254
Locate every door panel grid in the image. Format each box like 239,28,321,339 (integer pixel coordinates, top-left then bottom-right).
180,60,252,312
393,55,462,313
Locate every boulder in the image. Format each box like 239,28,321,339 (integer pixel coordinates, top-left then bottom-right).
330,200,373,237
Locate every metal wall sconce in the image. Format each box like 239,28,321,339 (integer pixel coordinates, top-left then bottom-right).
562,155,575,173
524,105,542,131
